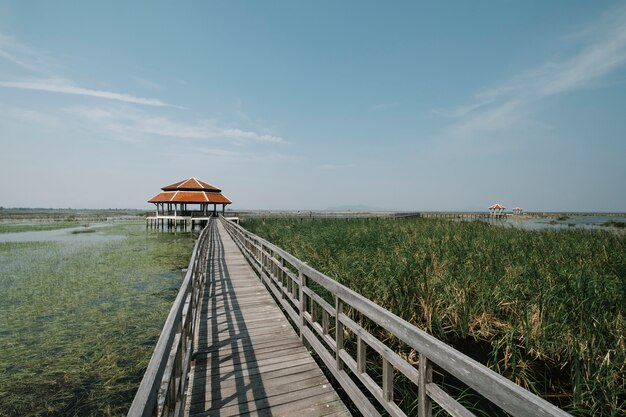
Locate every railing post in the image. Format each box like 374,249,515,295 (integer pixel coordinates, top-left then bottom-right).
357,335,366,373
382,358,393,402
260,244,265,276
418,353,432,417
298,269,305,343
322,310,329,337
281,258,287,299
310,296,317,325
335,297,344,371
272,254,277,283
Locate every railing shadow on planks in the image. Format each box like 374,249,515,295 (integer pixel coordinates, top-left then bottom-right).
219,215,572,417
128,219,214,417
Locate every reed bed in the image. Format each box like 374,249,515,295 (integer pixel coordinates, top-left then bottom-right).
0,220,83,233
243,217,626,416
0,220,195,416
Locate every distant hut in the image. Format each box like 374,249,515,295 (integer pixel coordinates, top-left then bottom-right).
513,207,523,216
488,203,506,218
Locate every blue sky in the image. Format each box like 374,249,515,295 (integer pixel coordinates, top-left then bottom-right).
1,1,625,211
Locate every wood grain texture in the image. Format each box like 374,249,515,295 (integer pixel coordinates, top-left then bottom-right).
184,221,350,417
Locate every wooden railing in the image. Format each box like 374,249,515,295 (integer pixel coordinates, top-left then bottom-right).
220,216,572,417
128,219,214,417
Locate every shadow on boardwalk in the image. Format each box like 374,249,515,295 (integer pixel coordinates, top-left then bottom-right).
189,227,271,416
185,222,349,417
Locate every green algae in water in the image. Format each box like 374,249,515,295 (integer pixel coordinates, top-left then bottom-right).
0,220,196,416
0,220,83,234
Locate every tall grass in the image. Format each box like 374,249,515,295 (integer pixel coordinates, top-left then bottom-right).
0,220,195,416
243,217,626,416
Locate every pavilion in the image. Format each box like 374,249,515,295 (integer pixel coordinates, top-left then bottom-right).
488,203,506,218
147,177,232,230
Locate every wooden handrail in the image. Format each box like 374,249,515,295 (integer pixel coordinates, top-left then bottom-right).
128,219,214,417
220,215,572,417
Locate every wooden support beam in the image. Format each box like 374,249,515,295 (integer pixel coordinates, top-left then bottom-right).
335,298,344,371
418,353,432,417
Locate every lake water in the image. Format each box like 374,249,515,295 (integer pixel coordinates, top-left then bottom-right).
0,223,124,243
0,220,195,416
485,215,626,233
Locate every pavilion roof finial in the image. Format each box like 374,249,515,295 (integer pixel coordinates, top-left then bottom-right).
148,177,231,204
161,177,222,192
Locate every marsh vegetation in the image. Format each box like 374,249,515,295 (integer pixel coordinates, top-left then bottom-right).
0,220,84,234
0,220,195,416
243,217,625,416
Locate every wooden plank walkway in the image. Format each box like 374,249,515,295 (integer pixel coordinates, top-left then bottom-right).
184,221,351,417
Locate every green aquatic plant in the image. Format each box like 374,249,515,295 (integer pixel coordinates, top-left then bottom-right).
243,217,626,416
0,220,83,233
71,228,97,234
0,220,195,416
603,220,626,228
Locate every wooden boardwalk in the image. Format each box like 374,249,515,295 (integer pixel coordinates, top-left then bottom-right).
130,217,571,417
184,221,350,417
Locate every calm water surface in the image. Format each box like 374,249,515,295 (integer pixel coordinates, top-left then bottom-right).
483,215,626,232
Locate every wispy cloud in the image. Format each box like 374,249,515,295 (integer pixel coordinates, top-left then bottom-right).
0,78,176,107
0,32,285,147
132,76,162,90
187,146,290,161
439,4,626,141
67,105,287,144
192,147,241,158
162,146,293,166
0,31,177,107
0,32,52,73
0,104,62,128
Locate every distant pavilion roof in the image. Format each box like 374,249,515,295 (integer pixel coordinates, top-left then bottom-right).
148,177,231,204
489,203,506,210
161,177,221,192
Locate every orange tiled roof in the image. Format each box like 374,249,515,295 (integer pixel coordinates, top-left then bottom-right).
148,191,232,204
161,177,221,192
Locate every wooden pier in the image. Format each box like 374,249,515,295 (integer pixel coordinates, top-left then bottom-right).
183,220,350,416
129,217,572,417
146,215,214,232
